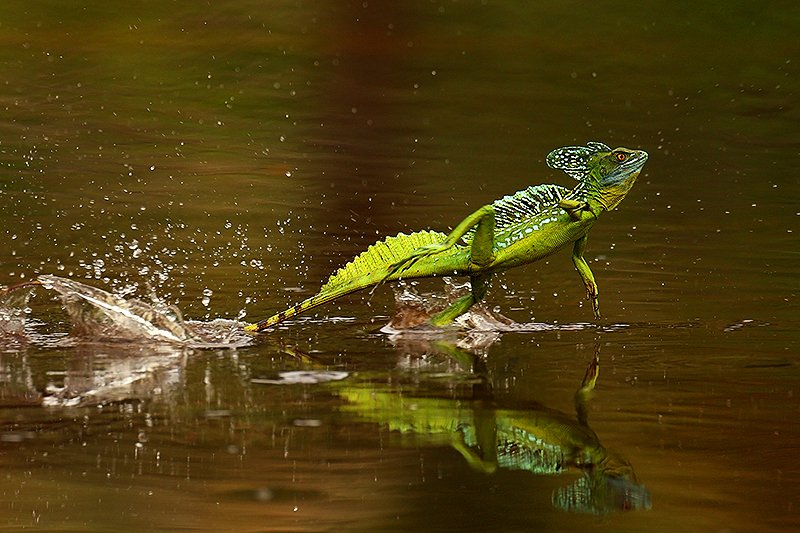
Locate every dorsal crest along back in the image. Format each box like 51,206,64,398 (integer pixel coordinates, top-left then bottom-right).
462,184,567,243
492,184,567,230
546,141,611,181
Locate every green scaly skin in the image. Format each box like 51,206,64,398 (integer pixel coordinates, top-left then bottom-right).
245,142,648,332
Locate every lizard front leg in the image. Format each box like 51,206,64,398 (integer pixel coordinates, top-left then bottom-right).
572,234,600,319
558,199,585,221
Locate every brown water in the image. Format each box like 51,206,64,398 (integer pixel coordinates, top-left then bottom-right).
1,1,799,531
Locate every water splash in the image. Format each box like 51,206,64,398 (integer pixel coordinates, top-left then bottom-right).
2,275,252,348
381,278,626,336
0,282,34,339
39,274,200,344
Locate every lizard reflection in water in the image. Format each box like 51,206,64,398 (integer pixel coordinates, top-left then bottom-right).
335,352,651,514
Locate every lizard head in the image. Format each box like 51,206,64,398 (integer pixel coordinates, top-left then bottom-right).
547,142,648,211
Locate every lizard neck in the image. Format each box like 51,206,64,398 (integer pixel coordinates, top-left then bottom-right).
566,180,604,218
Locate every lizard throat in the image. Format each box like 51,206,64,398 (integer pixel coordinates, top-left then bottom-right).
597,173,640,211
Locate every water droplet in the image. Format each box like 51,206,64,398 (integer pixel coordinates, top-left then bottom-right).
202,288,213,307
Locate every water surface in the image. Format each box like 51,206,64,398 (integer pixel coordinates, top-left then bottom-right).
1,1,798,531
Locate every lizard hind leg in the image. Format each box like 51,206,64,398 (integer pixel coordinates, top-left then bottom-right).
385,204,495,280
429,273,492,327
428,204,496,328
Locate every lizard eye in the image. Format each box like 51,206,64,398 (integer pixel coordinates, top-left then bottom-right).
615,152,627,162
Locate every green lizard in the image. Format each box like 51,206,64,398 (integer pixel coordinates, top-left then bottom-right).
245,142,648,332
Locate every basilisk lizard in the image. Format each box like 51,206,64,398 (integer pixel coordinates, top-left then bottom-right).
245,142,648,332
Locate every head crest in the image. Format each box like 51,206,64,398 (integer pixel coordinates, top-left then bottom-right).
546,142,611,181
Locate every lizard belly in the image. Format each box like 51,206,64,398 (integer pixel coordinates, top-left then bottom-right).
490,215,595,270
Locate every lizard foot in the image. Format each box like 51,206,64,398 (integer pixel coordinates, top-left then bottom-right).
584,285,600,320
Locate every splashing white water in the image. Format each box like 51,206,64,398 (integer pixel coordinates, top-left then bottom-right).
2,275,252,348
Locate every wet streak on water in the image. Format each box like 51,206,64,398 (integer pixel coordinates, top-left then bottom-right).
1,1,799,531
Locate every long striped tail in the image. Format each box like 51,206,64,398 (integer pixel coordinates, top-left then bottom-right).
244,230,447,332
